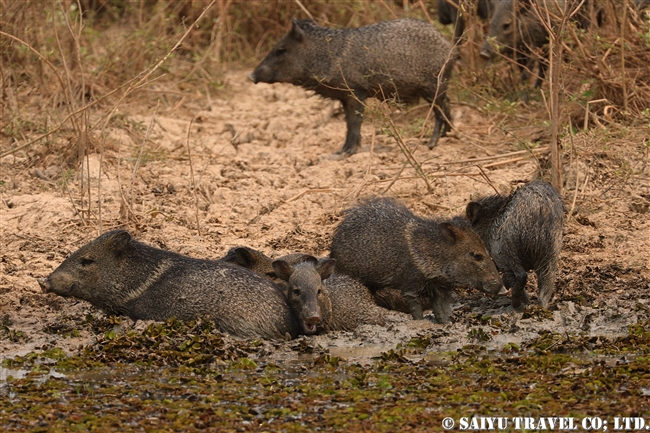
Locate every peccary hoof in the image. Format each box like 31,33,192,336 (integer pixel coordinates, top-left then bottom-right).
335,147,357,157
511,292,531,313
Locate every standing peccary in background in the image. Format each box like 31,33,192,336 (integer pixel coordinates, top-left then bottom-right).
38,230,301,340
466,180,564,311
438,0,494,43
225,248,388,332
330,198,503,322
249,18,457,155
480,0,592,88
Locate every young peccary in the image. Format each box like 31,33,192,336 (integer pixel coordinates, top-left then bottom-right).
224,247,387,332
330,197,504,322
273,256,388,333
466,180,564,311
249,18,457,155
38,230,300,340
223,246,426,315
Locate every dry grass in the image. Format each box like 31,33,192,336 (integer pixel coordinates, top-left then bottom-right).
1,0,648,164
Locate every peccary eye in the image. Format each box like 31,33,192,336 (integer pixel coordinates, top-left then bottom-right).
317,289,322,295
80,258,94,266
503,23,511,31
292,288,301,296
471,253,485,262
275,48,287,56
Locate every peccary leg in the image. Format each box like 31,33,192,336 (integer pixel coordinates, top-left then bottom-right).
429,286,453,324
338,97,365,155
536,262,557,308
504,266,529,312
427,97,450,149
404,291,424,320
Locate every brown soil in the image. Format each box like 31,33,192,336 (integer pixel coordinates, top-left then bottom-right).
1,69,649,363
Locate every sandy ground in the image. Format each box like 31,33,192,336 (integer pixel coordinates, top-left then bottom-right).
1,69,649,364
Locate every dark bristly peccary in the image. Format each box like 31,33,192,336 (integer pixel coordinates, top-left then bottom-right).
465,180,564,311
273,256,335,335
224,247,429,316
438,0,494,43
372,286,432,315
249,18,457,155
330,197,504,322
38,230,300,340
480,0,591,88
274,256,388,333
225,247,387,332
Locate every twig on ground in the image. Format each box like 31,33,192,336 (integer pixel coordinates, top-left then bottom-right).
186,116,202,236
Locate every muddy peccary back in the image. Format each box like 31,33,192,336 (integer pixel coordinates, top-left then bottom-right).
226,247,387,332
372,287,432,315
330,197,503,322
38,230,300,340
466,180,564,310
249,18,456,155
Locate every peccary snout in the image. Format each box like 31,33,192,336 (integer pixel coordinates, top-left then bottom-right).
37,277,51,293
479,40,494,60
247,71,258,83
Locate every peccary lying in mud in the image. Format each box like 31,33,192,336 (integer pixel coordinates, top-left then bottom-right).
330,197,504,322
224,247,387,333
249,18,456,155
466,180,564,311
38,230,300,340
223,246,429,316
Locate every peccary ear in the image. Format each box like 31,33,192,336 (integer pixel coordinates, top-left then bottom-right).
316,258,336,281
404,222,443,280
223,247,267,269
438,222,464,244
302,255,318,266
290,18,306,43
465,202,483,225
272,260,294,282
108,230,131,253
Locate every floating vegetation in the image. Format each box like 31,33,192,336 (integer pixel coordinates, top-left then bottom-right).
1,319,650,430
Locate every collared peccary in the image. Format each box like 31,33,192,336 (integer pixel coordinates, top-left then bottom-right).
273,256,388,333
372,286,432,314
480,0,592,88
438,0,494,43
224,247,387,332
37,230,300,340
249,18,457,155
224,247,430,315
330,197,504,322
272,256,335,335
465,180,564,311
